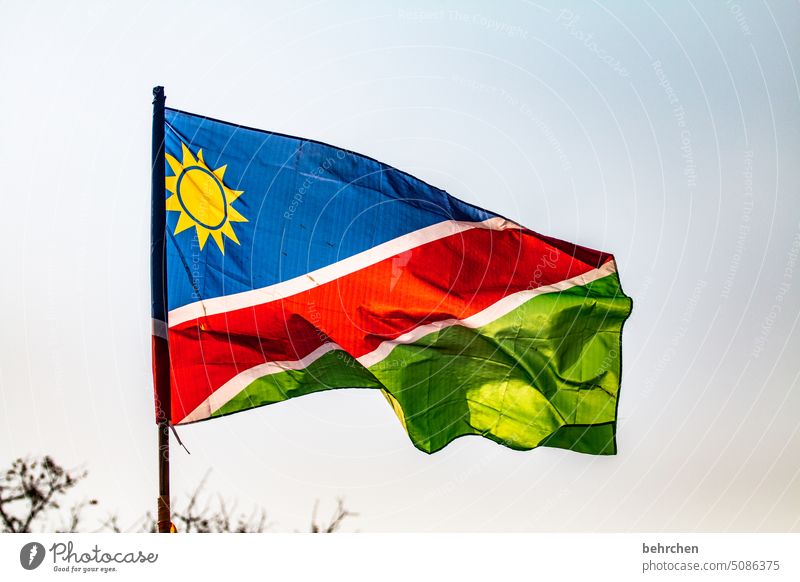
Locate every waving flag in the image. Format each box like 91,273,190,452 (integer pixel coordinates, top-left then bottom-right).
152,107,632,455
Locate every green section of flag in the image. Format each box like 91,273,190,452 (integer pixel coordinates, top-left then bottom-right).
213,274,632,454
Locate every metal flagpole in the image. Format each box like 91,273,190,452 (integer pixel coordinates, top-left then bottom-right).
150,86,171,533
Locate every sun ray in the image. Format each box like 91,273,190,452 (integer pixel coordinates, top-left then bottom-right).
164,142,247,254
166,153,183,177
228,207,248,223
210,230,225,254
165,193,182,211
181,143,197,167
221,222,240,244
174,212,196,235
197,228,211,250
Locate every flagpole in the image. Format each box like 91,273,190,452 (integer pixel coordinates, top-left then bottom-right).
150,85,171,533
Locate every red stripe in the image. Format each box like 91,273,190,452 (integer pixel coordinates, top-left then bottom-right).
151,335,171,423
168,227,611,423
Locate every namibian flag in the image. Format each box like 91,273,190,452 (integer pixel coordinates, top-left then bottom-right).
151,106,632,455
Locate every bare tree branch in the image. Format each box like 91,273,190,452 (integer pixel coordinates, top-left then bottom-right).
167,472,270,533
0,456,88,533
310,497,357,533
2,456,353,533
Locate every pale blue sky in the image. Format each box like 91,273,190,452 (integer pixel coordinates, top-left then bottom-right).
0,0,798,531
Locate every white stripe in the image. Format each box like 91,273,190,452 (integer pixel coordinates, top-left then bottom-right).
152,319,168,340
178,260,617,424
168,217,520,328
180,342,343,424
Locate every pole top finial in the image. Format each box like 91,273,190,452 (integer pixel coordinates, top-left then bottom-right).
152,86,165,104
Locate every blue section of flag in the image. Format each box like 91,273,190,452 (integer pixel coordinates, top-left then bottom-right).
163,109,497,312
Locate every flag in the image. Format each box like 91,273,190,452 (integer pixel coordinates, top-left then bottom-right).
152,107,632,455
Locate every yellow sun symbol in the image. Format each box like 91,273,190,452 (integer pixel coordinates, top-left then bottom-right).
165,143,247,254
